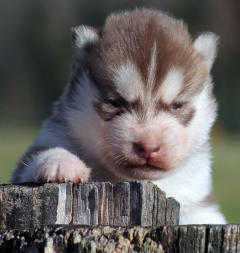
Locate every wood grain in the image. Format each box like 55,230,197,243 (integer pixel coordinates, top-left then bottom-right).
0,181,178,229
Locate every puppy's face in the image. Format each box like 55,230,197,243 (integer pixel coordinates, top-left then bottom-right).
67,10,218,180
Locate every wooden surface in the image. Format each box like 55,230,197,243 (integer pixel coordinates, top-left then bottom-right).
0,181,239,252
0,225,240,252
0,181,180,229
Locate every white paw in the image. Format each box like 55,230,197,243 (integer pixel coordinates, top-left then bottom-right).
32,147,91,183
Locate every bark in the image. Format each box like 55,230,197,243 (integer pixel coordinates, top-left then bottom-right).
0,225,239,253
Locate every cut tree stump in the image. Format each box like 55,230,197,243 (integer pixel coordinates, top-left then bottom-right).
1,225,240,252
0,181,237,252
0,181,179,229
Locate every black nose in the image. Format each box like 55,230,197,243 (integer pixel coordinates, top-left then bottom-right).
133,142,160,159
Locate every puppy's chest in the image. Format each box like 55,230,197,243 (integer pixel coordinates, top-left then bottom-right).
152,169,211,208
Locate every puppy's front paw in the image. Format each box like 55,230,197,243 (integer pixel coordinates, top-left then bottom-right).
33,148,91,183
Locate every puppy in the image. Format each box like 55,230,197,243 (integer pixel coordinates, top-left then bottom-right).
11,9,226,224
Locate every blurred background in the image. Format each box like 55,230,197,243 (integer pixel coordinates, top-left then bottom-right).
0,0,239,223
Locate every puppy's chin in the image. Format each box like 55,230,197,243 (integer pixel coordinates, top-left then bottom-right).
104,161,175,181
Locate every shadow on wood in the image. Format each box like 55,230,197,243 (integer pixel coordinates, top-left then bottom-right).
0,225,240,252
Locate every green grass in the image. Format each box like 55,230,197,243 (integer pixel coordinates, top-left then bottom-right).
0,126,38,184
212,135,240,223
0,126,239,223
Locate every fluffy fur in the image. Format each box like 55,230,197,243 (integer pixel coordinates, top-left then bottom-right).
11,9,226,224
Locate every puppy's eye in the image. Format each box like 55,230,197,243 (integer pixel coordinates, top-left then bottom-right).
171,102,183,110
108,98,123,108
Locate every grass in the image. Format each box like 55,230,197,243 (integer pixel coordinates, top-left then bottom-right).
212,134,240,223
0,126,239,223
0,126,38,184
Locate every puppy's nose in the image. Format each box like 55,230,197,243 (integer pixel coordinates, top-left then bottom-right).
133,142,160,159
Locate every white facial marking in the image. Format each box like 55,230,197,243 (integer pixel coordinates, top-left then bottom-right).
158,67,184,104
74,25,98,48
147,41,157,90
113,61,143,100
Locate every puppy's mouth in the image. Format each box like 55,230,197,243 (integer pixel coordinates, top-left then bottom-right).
115,161,170,180
125,163,165,171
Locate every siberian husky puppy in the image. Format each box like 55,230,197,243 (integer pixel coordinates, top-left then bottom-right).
11,9,226,224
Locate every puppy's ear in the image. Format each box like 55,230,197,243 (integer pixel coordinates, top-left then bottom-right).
194,32,219,71
71,25,99,49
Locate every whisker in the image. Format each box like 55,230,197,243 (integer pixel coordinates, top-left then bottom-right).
20,161,30,167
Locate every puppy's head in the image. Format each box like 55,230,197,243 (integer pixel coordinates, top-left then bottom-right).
66,9,218,180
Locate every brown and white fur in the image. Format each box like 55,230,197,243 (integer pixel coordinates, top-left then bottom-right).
11,9,226,224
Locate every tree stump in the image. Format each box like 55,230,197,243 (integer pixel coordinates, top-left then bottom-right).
1,181,238,252
1,225,240,252
0,181,179,229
